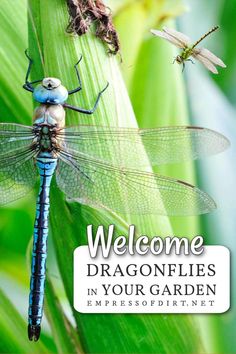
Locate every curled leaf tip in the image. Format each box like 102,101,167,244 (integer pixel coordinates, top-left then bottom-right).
66,0,120,55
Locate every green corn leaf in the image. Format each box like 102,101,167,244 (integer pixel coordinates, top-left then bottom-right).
45,277,84,353
0,0,32,124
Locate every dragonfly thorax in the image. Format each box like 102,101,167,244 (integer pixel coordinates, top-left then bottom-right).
33,105,65,154
39,129,53,151
33,104,65,129
33,77,68,104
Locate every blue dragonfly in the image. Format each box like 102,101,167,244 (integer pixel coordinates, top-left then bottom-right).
0,51,229,341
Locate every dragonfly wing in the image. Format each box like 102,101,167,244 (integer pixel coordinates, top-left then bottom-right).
0,123,35,154
58,125,229,168
56,150,216,216
192,51,218,74
151,29,186,49
0,148,38,205
0,124,38,205
162,27,191,47
194,47,226,68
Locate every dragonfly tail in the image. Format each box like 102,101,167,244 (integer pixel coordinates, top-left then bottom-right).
192,25,219,49
28,153,57,341
28,324,41,341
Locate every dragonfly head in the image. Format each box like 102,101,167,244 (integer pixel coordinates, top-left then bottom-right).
33,77,69,105
175,55,184,64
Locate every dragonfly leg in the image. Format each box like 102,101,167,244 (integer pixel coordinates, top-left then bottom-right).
23,49,42,92
63,82,109,114
182,62,185,73
172,57,177,64
186,58,195,65
68,55,83,95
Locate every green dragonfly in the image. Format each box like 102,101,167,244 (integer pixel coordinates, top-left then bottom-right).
151,26,226,73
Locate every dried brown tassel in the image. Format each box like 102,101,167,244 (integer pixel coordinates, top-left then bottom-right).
66,0,120,54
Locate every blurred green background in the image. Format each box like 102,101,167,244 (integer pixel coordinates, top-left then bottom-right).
0,0,235,353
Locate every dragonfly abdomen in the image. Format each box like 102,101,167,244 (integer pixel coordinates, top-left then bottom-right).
28,152,57,341
192,25,219,49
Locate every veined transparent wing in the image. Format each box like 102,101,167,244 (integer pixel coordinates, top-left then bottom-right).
193,47,226,69
192,53,218,74
192,48,226,74
57,125,229,169
151,27,191,49
56,149,216,216
163,27,191,47
0,123,35,154
0,123,38,205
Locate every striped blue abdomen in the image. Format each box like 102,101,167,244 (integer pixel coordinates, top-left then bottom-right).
28,152,57,341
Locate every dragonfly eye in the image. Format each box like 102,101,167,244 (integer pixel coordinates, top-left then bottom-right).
42,77,61,90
